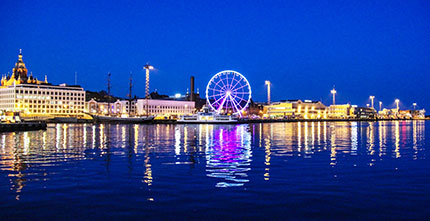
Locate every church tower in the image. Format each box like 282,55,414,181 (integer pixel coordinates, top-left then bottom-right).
12,49,28,80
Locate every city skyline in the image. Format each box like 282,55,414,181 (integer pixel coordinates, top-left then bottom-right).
1,0,429,110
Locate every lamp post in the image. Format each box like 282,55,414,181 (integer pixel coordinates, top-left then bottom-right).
143,64,154,116
413,103,417,110
369,96,375,109
143,64,154,98
330,88,337,105
265,80,271,105
395,99,400,110
379,101,382,111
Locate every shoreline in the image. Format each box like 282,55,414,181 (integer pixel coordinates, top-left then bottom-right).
1,118,428,132
49,117,430,125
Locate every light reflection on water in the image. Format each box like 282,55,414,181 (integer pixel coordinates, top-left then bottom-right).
0,121,428,218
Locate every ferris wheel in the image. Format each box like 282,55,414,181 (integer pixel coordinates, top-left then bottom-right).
206,70,252,115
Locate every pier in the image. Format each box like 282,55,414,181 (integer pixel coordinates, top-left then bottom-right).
0,122,47,132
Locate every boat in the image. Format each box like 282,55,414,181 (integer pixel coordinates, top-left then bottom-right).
91,115,155,123
177,107,238,124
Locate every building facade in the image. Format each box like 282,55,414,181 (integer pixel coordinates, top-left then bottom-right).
289,100,327,119
0,52,85,118
263,102,294,118
136,99,195,117
353,107,377,119
86,99,137,116
328,104,353,119
263,100,327,119
86,98,195,117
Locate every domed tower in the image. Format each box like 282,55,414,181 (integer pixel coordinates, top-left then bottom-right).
12,49,28,81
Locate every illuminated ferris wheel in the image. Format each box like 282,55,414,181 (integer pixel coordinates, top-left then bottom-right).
206,70,252,115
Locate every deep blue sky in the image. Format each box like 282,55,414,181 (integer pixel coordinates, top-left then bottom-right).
1,0,429,109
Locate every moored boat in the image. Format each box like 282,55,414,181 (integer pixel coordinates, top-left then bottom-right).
177,108,238,124
91,115,155,123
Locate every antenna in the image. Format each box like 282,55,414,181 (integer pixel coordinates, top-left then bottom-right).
107,72,111,116
75,72,77,85
129,72,133,116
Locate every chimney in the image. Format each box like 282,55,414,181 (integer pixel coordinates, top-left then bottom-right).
190,76,195,101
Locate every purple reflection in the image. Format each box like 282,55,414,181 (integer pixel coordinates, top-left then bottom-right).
206,125,252,187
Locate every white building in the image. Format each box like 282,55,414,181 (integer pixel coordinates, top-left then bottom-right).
86,98,194,117
86,99,137,116
136,99,195,116
1,52,85,118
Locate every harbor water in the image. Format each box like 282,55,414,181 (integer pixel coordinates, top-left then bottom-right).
0,121,429,219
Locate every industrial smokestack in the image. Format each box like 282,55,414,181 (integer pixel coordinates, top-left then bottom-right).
190,76,195,101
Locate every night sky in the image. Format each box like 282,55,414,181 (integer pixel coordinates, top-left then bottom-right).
1,0,429,110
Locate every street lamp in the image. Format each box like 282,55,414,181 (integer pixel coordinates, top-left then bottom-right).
413,103,417,110
265,80,271,105
330,88,337,105
395,99,400,110
379,101,382,111
143,64,154,116
143,64,154,99
369,96,375,109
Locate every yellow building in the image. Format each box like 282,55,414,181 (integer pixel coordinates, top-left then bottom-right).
264,102,294,118
328,104,353,119
0,51,85,118
264,100,327,119
291,100,327,119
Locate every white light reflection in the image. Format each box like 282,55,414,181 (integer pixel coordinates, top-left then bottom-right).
351,122,358,155
175,126,180,155
395,121,400,158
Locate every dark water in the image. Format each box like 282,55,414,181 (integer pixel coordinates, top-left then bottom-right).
0,121,429,219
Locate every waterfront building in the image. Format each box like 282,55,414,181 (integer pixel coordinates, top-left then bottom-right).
378,108,397,119
352,107,377,119
247,100,265,117
86,98,194,117
263,100,327,119
289,100,327,119
86,99,137,116
263,102,294,118
328,104,354,119
136,99,194,117
0,52,85,118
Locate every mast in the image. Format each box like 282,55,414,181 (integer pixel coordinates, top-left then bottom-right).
128,72,133,116
107,72,111,116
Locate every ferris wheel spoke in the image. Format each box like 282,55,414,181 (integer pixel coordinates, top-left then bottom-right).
230,77,242,91
225,73,230,90
218,76,228,89
217,95,229,112
229,95,242,114
208,92,228,98
231,93,248,103
212,94,227,105
232,84,249,92
213,81,226,91
231,89,249,95
209,88,227,94
233,91,250,95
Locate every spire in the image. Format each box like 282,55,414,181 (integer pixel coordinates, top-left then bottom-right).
44,75,48,83
18,49,23,61
13,49,27,80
